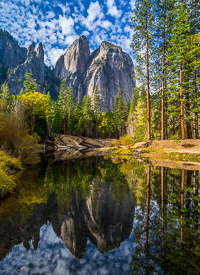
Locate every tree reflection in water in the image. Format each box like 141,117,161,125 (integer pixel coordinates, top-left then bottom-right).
130,165,200,275
0,156,199,274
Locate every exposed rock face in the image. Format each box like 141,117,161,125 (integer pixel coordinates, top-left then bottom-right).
6,42,45,94
55,37,135,111
80,41,135,111
0,30,27,69
1,31,134,106
55,35,90,99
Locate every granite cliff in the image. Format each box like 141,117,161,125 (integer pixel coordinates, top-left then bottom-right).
0,30,27,84
0,30,45,94
6,42,45,94
55,36,135,111
0,31,135,109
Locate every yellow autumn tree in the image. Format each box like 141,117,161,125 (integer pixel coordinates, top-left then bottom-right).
17,73,50,134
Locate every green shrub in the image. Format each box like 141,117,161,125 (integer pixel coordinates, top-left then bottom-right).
0,112,42,164
0,151,22,171
120,135,135,146
112,139,121,147
0,151,22,197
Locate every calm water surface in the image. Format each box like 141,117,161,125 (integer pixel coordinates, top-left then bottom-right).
0,156,199,274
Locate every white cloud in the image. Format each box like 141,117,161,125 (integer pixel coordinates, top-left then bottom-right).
45,48,64,66
78,0,84,12
82,30,90,37
130,0,136,11
106,0,122,18
65,34,79,45
0,0,135,67
59,16,75,35
88,1,103,21
101,20,112,29
57,3,70,15
80,1,112,32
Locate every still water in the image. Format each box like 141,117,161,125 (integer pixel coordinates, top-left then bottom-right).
0,156,199,274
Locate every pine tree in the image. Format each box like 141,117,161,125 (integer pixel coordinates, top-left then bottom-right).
24,73,39,93
57,79,74,134
153,0,176,140
168,2,190,139
128,86,147,141
0,84,13,111
73,103,84,135
93,86,101,137
131,0,156,140
82,96,95,136
66,86,75,133
113,87,128,137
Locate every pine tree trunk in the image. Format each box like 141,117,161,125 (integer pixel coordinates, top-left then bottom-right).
96,114,98,138
185,91,192,138
161,22,166,140
63,119,66,135
194,113,198,139
161,55,165,140
146,10,151,140
165,91,168,139
194,72,199,139
180,65,185,139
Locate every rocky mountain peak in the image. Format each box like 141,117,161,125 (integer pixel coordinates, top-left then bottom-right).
54,35,90,99
27,42,35,58
0,31,135,110
37,42,44,58
55,36,135,110
6,40,45,94
100,41,122,52
55,35,90,78
0,30,27,84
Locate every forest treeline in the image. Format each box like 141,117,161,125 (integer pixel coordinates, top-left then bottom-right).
0,73,130,146
130,0,200,140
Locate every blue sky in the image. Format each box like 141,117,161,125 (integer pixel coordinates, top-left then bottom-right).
0,0,135,66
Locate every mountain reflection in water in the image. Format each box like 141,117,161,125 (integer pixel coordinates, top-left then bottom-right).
0,156,199,275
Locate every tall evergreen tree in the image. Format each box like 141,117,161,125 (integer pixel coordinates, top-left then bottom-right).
131,0,156,140
57,79,74,134
113,87,128,137
154,0,176,139
82,95,95,136
0,84,13,111
24,73,39,94
168,2,190,139
93,86,101,137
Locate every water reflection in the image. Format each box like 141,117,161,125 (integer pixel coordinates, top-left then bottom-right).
130,166,200,275
0,157,199,274
0,157,135,274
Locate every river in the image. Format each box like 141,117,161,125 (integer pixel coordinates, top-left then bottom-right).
0,156,199,274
